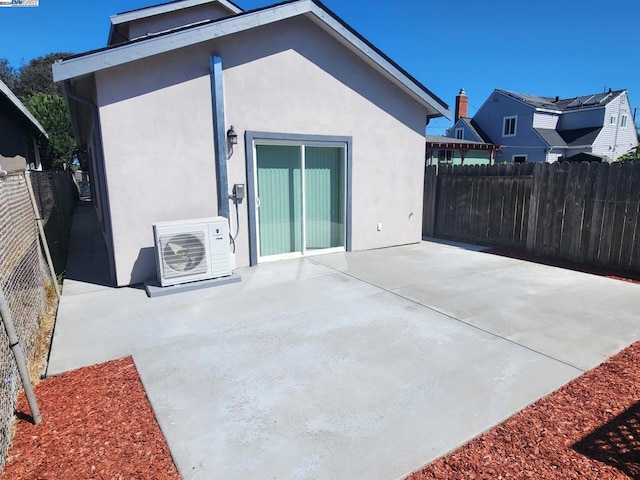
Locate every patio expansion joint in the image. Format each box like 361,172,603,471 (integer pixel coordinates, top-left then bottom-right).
310,258,586,375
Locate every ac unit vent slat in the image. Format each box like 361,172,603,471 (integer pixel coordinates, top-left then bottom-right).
153,217,232,287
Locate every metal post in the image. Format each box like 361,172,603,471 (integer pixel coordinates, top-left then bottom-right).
0,287,41,424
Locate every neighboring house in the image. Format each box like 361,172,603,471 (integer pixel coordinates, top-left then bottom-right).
427,89,500,166
0,79,47,173
456,88,638,163
53,0,450,287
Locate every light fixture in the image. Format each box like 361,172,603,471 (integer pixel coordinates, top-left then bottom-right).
226,126,238,145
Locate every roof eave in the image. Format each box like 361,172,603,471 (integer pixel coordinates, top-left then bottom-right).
110,0,243,26
53,0,450,121
535,107,562,115
0,79,48,139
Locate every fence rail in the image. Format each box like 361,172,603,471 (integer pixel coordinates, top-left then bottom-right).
423,161,640,272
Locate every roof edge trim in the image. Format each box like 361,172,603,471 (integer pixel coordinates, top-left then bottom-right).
54,0,450,119
0,79,48,138
111,0,243,26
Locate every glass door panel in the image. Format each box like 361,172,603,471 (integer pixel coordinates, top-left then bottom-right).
256,145,302,257
304,146,345,250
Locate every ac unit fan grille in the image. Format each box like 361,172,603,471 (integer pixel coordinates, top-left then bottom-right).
159,232,207,279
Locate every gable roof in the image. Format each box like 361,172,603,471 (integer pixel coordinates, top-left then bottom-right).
461,118,492,143
0,79,48,139
559,127,602,147
497,88,626,112
108,0,243,45
111,0,242,25
54,0,450,120
534,127,603,148
534,128,566,147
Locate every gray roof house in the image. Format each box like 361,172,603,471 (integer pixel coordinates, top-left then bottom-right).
53,0,450,287
427,89,500,166
448,88,638,163
0,79,47,173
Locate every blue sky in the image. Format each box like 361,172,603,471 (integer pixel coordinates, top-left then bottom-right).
1,0,638,134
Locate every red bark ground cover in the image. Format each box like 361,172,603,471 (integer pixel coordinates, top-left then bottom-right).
407,341,640,479
1,357,180,480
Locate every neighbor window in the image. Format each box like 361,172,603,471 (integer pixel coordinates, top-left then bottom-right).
513,155,527,163
503,116,517,137
438,150,453,164
610,115,617,125
455,128,464,139
621,114,628,128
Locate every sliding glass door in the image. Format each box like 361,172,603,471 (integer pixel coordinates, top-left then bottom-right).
256,142,346,260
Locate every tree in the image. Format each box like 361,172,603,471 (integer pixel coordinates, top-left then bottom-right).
15,52,73,100
24,93,76,167
0,58,17,89
618,145,640,162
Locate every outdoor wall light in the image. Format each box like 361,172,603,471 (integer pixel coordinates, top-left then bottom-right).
227,126,238,145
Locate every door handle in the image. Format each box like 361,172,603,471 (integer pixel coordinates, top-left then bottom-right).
255,196,261,208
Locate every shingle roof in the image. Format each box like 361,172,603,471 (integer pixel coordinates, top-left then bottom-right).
535,128,567,147
558,127,602,146
497,89,626,112
463,118,493,143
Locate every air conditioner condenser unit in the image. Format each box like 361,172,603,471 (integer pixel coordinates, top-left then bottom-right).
153,217,232,287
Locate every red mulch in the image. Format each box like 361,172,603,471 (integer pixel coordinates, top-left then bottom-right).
407,341,640,479
1,357,181,480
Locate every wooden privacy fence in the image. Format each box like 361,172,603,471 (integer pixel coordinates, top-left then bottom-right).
423,161,640,272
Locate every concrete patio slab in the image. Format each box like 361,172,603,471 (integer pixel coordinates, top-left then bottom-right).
48,204,640,480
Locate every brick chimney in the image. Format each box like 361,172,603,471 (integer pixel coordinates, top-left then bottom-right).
455,88,468,122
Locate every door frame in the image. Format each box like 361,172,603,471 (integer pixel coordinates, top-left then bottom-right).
245,131,353,266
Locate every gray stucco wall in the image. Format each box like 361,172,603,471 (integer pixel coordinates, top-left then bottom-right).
95,16,429,286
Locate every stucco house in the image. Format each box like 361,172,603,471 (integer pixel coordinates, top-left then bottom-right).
52,0,450,287
448,88,638,164
427,89,500,166
0,79,47,173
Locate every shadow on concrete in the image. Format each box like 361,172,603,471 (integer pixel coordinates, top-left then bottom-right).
63,200,112,287
573,400,640,478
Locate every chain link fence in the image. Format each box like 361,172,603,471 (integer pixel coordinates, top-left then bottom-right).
0,170,76,469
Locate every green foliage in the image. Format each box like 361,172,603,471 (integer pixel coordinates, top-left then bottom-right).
0,58,17,89
25,93,75,167
14,52,73,100
618,145,640,162
1,53,77,169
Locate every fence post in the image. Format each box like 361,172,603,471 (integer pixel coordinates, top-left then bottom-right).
526,162,544,253
24,172,60,298
0,287,41,424
422,165,437,238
